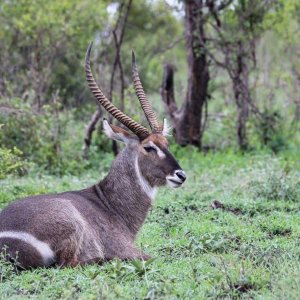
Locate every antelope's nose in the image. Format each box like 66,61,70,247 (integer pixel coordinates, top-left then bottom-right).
175,170,186,183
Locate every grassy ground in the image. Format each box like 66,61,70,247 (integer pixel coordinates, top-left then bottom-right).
0,148,300,299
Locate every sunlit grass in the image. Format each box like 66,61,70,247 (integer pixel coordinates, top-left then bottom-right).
0,150,300,299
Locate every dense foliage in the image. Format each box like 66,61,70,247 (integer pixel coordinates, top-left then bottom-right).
0,0,299,170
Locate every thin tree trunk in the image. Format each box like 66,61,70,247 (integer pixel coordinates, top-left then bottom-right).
161,0,209,147
161,64,177,121
82,108,102,159
233,40,250,151
82,0,132,157
234,81,249,151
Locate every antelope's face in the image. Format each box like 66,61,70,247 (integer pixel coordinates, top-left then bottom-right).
139,134,186,188
103,120,186,189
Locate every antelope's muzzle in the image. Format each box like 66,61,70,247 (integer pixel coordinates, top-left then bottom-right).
166,169,186,188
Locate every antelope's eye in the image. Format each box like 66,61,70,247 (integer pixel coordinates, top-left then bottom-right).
144,146,156,153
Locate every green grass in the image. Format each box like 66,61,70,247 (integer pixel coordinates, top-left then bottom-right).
0,149,300,299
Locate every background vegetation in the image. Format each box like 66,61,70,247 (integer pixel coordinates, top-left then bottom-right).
0,0,299,299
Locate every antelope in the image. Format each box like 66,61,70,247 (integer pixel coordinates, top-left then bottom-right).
0,43,186,269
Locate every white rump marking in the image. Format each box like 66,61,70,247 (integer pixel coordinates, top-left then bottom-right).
135,157,157,200
0,231,55,265
148,141,166,159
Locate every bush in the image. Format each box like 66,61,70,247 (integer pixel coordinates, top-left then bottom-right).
0,122,26,179
0,99,88,175
0,146,26,179
254,109,287,153
249,170,300,201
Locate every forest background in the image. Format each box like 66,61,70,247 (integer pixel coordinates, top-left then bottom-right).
1,0,299,174
0,0,300,299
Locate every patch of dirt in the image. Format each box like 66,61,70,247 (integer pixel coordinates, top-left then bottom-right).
267,228,292,238
211,200,243,215
163,207,170,214
230,282,256,293
183,204,199,212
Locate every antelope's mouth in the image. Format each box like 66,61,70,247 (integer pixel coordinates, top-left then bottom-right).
166,175,186,188
166,170,186,188
168,179,182,187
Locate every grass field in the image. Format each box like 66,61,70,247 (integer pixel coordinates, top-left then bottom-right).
0,148,300,299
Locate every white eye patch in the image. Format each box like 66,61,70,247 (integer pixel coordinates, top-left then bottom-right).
148,141,166,159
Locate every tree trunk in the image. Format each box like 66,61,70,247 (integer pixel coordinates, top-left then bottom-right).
82,0,132,157
161,64,177,120
234,80,249,151
161,0,209,147
233,40,250,151
82,108,102,159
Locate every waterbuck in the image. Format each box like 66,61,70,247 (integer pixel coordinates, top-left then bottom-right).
0,43,186,269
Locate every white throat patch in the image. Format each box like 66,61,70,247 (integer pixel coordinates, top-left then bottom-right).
134,157,157,200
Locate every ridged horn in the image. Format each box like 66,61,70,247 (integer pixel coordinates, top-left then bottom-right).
85,42,150,140
131,50,161,133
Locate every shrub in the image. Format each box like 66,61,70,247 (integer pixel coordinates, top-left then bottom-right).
254,109,287,153
0,99,88,175
0,123,26,179
0,146,26,179
249,170,300,201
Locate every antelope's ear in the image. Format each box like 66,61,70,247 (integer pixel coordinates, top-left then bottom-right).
103,120,138,144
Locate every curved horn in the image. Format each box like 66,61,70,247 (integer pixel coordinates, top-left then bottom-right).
131,50,161,133
85,42,150,140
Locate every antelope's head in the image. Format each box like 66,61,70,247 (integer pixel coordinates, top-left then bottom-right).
85,43,186,189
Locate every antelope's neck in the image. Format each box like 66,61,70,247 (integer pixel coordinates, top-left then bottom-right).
98,146,156,236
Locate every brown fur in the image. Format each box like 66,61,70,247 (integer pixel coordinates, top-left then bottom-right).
0,238,43,269
142,134,169,148
0,127,185,269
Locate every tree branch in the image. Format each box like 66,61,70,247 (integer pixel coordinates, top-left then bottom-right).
160,63,178,122
82,0,132,157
